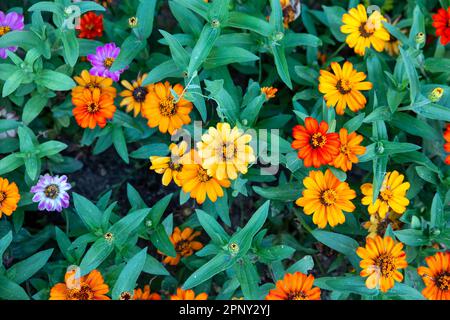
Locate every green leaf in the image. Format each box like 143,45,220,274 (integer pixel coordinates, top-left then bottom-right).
36,70,76,91
227,12,273,37
284,33,322,48
112,126,129,164
234,257,261,300
311,230,360,268
390,113,440,140
0,231,12,258
59,29,79,67
112,248,147,299
149,224,176,257
385,283,425,300
400,47,420,104
2,69,25,97
253,184,302,201
315,276,378,296
22,94,48,125
196,209,230,245
141,59,182,85
0,153,25,175
37,141,68,158
287,255,314,274
187,24,220,77
0,275,30,300
109,209,150,247
257,245,295,262
79,237,114,275
394,229,429,246
73,193,103,232
110,35,146,72
431,193,444,230
204,47,259,69
130,143,169,159
6,249,53,284
372,156,388,202
271,44,292,89
159,30,190,70
322,6,346,42
143,254,169,276
135,0,157,40
149,193,172,226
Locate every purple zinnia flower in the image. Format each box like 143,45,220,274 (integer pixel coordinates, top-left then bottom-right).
87,42,125,82
31,174,72,212
0,11,24,59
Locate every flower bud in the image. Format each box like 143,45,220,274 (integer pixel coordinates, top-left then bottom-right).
429,87,444,102
128,16,138,28
415,32,425,44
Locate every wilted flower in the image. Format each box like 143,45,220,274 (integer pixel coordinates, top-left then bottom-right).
0,11,24,59
0,108,18,139
87,43,126,81
31,174,72,212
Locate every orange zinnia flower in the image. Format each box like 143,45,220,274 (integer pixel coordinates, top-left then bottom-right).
141,81,193,134
261,87,278,100
330,128,366,172
0,177,20,218
72,89,116,129
291,117,340,168
444,124,450,165
72,70,116,99
78,12,103,39
432,8,450,46
417,251,449,300
133,285,162,300
160,227,203,266
265,272,321,300
49,269,110,300
357,236,407,292
170,288,208,300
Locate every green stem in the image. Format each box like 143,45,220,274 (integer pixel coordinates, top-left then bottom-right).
328,42,346,61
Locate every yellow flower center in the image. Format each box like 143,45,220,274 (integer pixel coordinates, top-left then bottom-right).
132,86,148,103
198,167,211,182
87,103,100,113
336,79,352,94
0,26,11,36
379,186,393,202
340,143,350,155
436,272,449,291
288,291,308,300
103,57,115,68
0,191,6,203
44,184,60,199
310,132,327,148
321,189,337,206
159,97,177,116
359,22,374,38
375,253,396,277
67,284,94,300
220,143,236,160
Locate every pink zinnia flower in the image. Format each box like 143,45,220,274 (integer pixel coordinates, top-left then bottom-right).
0,11,25,59
87,43,125,81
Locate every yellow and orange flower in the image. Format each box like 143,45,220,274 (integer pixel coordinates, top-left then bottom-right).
261,86,278,100
318,61,373,115
141,81,193,134
72,88,116,129
363,212,403,239
0,177,20,218
49,269,110,300
340,4,390,56
72,70,116,99
291,117,340,168
361,170,410,219
417,251,450,300
330,128,366,171
357,235,407,292
296,169,356,229
160,227,203,266
133,285,162,300
170,288,208,300
266,272,321,300
120,73,153,117
150,141,189,187
444,124,450,165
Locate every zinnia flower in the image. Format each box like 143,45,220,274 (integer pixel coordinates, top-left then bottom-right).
295,169,356,229
340,4,390,56
160,227,203,266
417,251,450,300
291,117,340,168
0,177,20,218
133,285,161,300
150,141,189,187
197,122,256,180
87,43,125,81
72,88,116,129
0,107,18,139
30,174,71,212
78,12,103,39
443,124,450,165
50,268,110,300
120,73,153,117
141,81,193,134
361,170,410,219
432,8,450,46
318,61,373,115
330,128,366,171
261,87,278,100
72,70,116,99
0,11,24,59
170,288,208,300
363,212,403,239
265,272,321,300
280,0,301,28
357,235,407,292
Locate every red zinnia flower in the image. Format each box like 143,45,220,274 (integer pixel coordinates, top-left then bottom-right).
291,117,340,168
432,8,450,45
78,12,103,39
444,124,450,165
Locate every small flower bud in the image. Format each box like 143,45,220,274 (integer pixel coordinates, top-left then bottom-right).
429,87,444,103
228,242,240,255
128,16,138,28
211,19,220,28
104,232,114,243
415,32,425,44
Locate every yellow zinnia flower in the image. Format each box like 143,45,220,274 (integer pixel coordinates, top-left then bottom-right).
295,169,356,229
141,81,193,134
361,170,410,219
119,73,153,117
357,235,407,292
318,61,373,115
340,4,390,56
197,122,255,181
72,70,117,99
150,141,189,186
0,177,20,218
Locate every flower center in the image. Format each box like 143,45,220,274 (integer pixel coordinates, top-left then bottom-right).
0,26,11,36
159,97,177,116
103,57,115,68
198,167,211,182
375,253,396,277
336,79,352,94
359,22,374,38
310,132,327,148
436,272,449,291
44,184,60,199
321,189,337,206
86,24,94,30
220,143,236,161
379,186,393,202
175,239,191,255
87,103,99,113
288,291,307,300
67,284,94,300
87,82,99,89
169,161,182,172
0,191,6,203
340,143,350,155
132,86,148,103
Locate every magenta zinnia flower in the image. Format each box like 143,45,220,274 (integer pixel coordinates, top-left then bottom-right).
0,11,24,59
31,174,72,212
87,42,125,81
